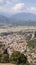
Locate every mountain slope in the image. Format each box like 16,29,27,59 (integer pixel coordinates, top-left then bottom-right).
10,13,36,21
0,13,36,26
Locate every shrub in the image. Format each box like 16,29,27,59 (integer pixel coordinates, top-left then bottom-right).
0,54,9,63
27,39,36,48
9,51,27,64
0,54,2,63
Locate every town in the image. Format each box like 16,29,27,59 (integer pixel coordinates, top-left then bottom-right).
0,26,36,65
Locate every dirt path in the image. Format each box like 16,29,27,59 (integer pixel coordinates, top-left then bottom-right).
0,63,15,65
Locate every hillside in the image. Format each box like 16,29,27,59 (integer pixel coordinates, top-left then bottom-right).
0,13,36,26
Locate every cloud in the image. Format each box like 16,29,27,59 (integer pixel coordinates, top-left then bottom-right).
0,0,3,2
0,6,3,10
12,3,36,14
5,0,13,6
0,0,36,15
27,7,36,14
0,3,25,14
12,3,25,12
5,1,11,5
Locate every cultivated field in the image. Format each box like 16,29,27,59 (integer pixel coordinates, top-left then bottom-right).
0,26,36,33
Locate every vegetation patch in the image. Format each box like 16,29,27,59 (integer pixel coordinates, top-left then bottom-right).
0,51,30,65
27,39,36,48
9,51,30,65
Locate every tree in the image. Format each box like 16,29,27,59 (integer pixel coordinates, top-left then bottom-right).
9,51,28,65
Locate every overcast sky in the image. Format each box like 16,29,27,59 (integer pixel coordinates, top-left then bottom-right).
0,0,36,15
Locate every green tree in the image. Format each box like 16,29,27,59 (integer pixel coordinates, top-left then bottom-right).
9,51,28,65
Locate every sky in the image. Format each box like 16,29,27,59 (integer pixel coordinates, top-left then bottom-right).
0,0,36,15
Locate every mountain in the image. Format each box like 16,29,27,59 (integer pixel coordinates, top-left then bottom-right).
0,13,36,26
0,15,9,24
10,13,36,21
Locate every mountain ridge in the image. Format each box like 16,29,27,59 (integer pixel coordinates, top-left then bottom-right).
0,12,36,26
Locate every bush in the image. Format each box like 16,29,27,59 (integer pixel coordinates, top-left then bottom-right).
9,51,27,64
0,54,2,63
27,39,36,48
0,54,9,63
0,51,30,65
